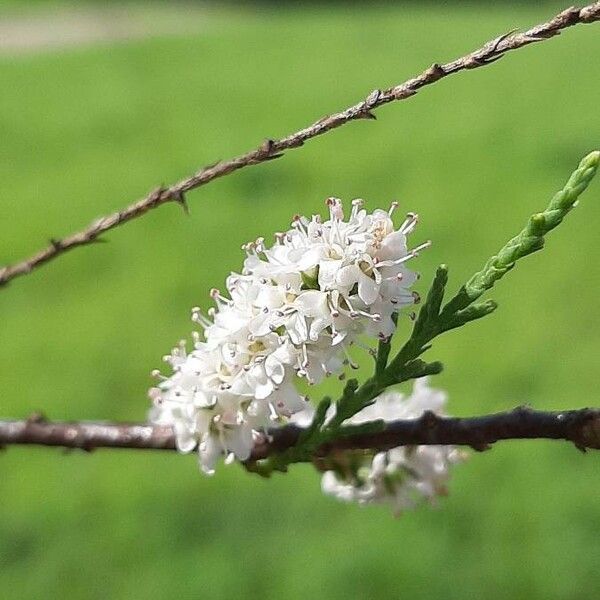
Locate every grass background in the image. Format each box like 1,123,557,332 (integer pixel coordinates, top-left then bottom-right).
0,2,599,598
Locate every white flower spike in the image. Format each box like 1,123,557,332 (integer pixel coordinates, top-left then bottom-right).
150,198,425,474
320,378,465,516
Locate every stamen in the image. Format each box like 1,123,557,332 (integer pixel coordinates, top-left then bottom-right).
341,343,359,369
242,241,257,256
210,288,232,307
301,344,309,368
411,240,432,255
344,298,381,322
268,402,279,421
320,361,332,376
353,339,377,356
192,306,212,329
327,295,340,317
326,197,344,221
291,215,309,236
350,198,364,220
399,212,419,234
376,241,431,268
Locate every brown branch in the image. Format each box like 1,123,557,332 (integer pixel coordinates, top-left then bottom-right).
1,408,599,461
1,3,599,288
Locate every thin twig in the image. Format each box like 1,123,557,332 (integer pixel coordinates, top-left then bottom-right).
1,2,599,288
1,408,599,461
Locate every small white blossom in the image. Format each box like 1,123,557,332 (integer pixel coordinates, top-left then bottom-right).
320,378,465,515
150,198,425,474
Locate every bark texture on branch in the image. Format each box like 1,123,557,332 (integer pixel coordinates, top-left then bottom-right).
1,408,599,461
1,2,599,288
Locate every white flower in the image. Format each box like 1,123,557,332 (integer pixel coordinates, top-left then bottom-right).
242,198,426,373
149,338,307,474
149,198,426,474
320,378,465,515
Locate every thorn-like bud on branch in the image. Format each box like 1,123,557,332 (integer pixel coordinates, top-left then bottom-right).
26,412,47,424
260,139,275,154
359,110,377,120
172,190,189,215
425,63,445,81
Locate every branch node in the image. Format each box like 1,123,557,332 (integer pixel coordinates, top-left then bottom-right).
314,114,331,126
481,54,505,65
491,29,518,51
26,411,47,424
470,442,492,452
578,411,600,449
365,89,382,106
148,186,167,207
581,6,600,22
205,159,222,170
558,6,582,26
424,63,445,81
420,410,438,429
260,138,275,155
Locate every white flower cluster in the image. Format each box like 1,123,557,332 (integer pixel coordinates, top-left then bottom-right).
149,198,425,474
321,378,465,516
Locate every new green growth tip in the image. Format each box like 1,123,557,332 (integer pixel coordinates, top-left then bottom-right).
464,151,599,301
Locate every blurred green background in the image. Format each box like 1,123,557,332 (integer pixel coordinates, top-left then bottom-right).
1,2,599,598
